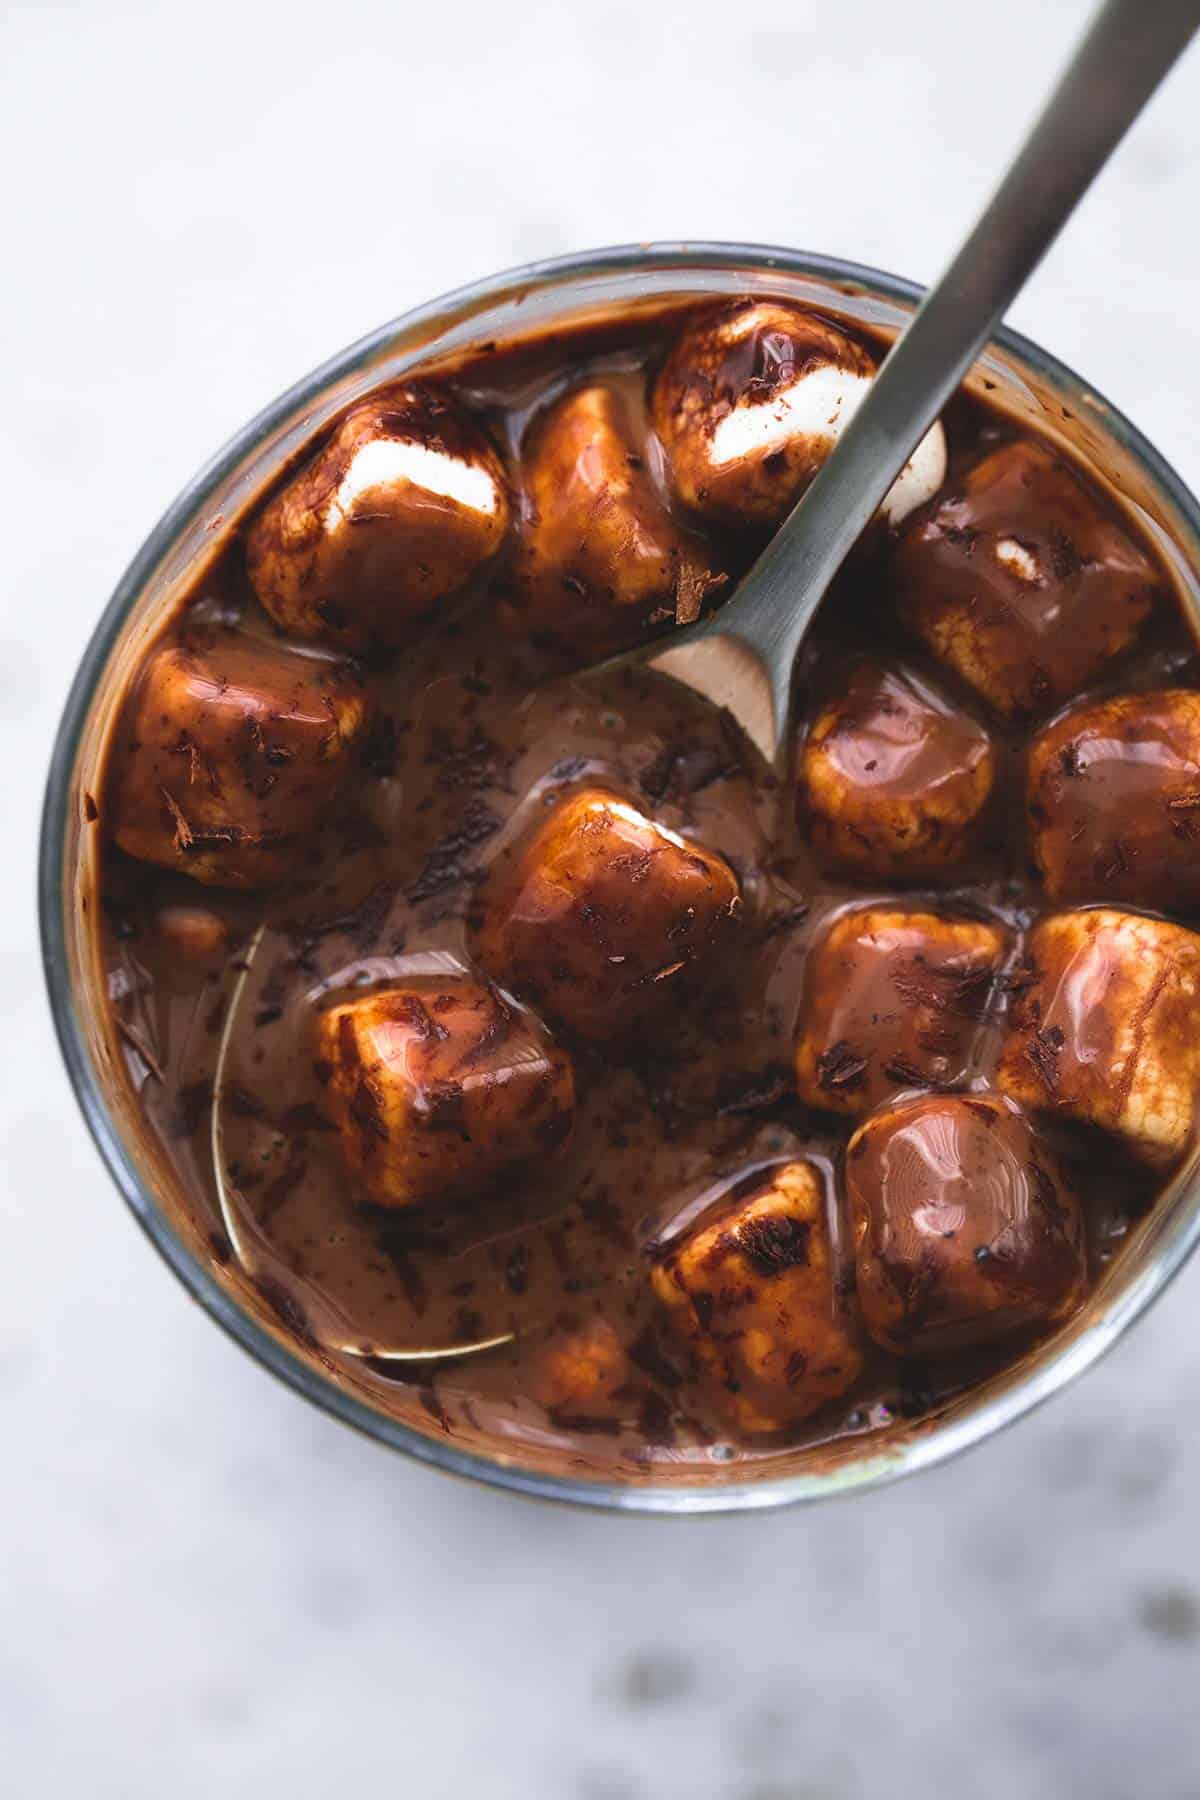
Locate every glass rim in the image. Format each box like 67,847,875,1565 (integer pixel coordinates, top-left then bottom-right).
39,238,1200,1514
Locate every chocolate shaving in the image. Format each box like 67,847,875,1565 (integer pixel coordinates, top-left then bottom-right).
348,1076,389,1144
369,1208,451,1262
996,966,1040,997
816,1040,868,1091
159,787,194,851
426,724,514,795
1025,1023,1065,1093
882,1055,952,1090
735,1214,811,1273
192,825,265,848
639,741,734,803
914,1020,960,1055
891,955,995,1020
392,994,447,1044
260,1152,308,1219
169,734,201,785
406,800,501,904
674,559,725,627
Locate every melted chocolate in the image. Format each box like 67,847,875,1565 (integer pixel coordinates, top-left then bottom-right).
92,295,1189,1482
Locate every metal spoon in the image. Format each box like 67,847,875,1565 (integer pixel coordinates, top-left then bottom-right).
642,0,1199,768
212,0,1197,1367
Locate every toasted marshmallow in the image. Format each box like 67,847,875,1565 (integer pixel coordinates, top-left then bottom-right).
109,628,369,889
997,909,1200,1169
530,1317,636,1423
650,1160,863,1434
794,907,1008,1116
880,419,949,527
246,385,510,650
502,382,725,654
317,977,575,1208
847,1093,1087,1355
473,786,740,1042
893,440,1159,720
1027,688,1200,911
651,300,945,531
798,660,996,878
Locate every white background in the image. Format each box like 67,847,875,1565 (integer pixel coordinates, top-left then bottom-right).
6,1,1200,1793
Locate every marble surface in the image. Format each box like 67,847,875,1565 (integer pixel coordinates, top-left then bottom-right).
6,1,1200,1792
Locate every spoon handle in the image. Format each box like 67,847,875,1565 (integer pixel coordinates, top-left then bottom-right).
726,0,1199,691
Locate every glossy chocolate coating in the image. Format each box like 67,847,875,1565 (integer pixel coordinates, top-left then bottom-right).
110,627,368,888
651,1161,864,1434
894,440,1159,720
794,908,1009,1116
318,978,575,1208
473,785,741,1042
997,908,1200,1169
502,382,726,654
799,660,997,877
1028,688,1200,909
847,1094,1087,1355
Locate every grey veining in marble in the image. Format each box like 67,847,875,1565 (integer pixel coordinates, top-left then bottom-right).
5,1,1200,1793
